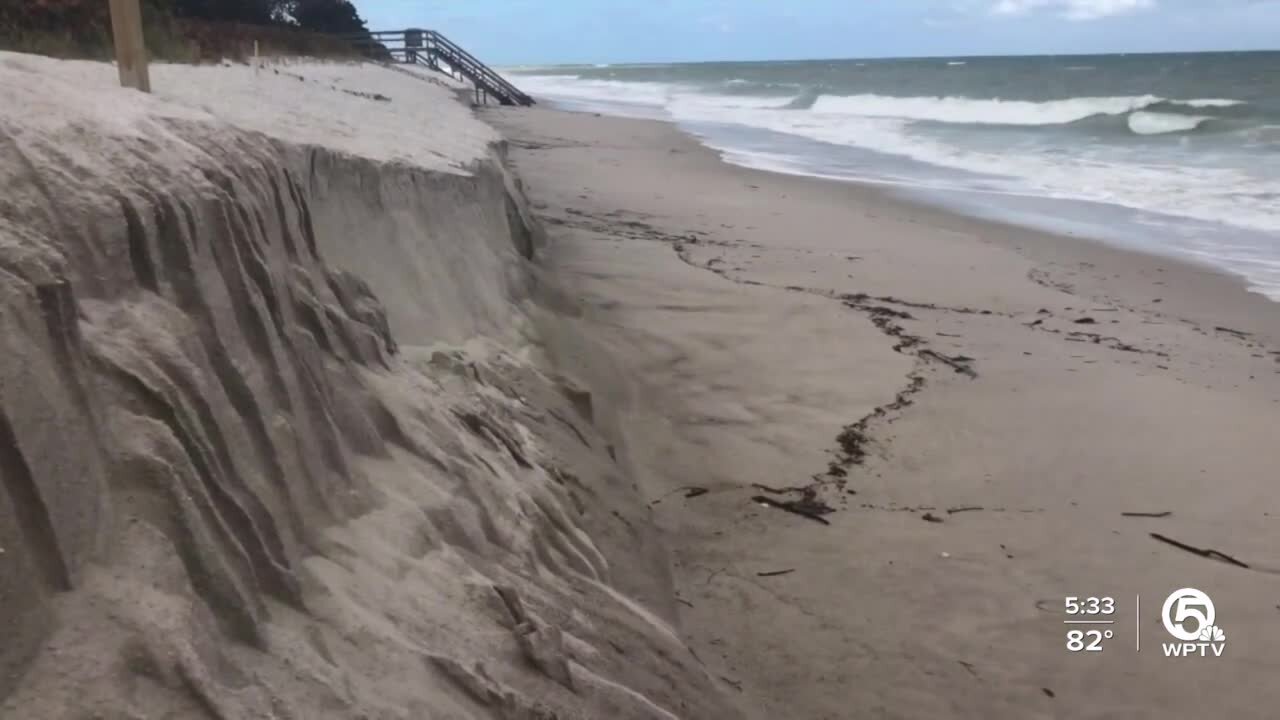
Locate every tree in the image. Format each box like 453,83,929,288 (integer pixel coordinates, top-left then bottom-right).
167,0,278,24
285,0,369,34
0,0,113,53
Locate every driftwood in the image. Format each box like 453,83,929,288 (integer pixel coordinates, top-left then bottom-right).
1122,511,1172,518
1149,533,1249,569
756,569,796,578
1215,326,1252,339
649,486,710,506
752,482,810,495
751,496,831,526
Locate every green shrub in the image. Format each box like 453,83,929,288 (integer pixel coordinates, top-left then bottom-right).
0,0,375,62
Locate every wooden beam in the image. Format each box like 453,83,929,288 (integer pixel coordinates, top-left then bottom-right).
107,0,151,92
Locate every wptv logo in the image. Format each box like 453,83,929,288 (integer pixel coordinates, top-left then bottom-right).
1161,588,1226,658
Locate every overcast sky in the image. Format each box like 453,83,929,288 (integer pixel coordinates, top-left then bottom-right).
354,0,1280,65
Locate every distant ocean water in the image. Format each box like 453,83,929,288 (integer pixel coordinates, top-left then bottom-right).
510,53,1280,300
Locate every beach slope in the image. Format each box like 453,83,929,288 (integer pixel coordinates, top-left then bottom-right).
491,105,1280,719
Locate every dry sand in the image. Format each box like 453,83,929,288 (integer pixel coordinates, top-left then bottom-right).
489,105,1280,719
1,56,739,719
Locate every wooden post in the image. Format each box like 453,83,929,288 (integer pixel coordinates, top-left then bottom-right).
107,0,151,92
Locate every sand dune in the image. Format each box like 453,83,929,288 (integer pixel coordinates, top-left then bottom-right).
0,55,737,719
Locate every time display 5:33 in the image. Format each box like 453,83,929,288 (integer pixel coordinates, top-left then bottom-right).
1065,596,1116,615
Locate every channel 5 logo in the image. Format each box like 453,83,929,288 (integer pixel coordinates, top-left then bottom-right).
1161,588,1226,658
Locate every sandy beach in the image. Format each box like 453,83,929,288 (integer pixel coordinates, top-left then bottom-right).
3,46,1278,718
490,105,1280,719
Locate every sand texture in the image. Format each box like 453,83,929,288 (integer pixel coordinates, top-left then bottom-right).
489,105,1280,720
0,56,737,719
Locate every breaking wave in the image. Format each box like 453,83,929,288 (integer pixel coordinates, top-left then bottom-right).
1128,111,1212,135
513,74,1252,131
806,94,1245,127
783,86,825,110
1174,98,1246,108
515,75,1261,139
512,58,1280,298
513,72,1279,235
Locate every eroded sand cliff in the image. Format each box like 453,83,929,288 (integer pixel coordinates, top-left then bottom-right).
0,55,736,719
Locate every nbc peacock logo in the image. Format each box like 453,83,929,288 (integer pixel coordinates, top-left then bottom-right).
1161,588,1226,658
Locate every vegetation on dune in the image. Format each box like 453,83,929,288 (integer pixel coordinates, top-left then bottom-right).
168,0,370,34
0,0,380,61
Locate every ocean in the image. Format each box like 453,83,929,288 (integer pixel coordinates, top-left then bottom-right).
509,53,1280,300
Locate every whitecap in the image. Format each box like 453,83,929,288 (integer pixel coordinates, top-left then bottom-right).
514,73,1280,255
809,94,1164,126
1128,111,1211,135
1170,98,1246,108
515,74,674,109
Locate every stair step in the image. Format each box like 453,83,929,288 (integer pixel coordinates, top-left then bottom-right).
353,29,534,106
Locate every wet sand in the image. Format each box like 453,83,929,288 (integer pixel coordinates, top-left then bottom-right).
490,105,1280,719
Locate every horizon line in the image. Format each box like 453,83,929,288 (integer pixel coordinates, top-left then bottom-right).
496,47,1280,69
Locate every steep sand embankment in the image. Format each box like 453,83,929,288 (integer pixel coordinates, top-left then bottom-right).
0,55,737,719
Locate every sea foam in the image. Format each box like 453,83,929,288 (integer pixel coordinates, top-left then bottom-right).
1128,111,1211,135
809,94,1165,125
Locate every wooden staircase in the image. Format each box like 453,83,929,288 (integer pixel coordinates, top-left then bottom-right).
350,29,534,107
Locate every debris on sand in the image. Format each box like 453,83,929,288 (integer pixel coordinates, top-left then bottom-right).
751,495,833,526
1215,326,1253,339
753,482,812,495
918,349,978,378
1149,533,1249,569
649,485,711,506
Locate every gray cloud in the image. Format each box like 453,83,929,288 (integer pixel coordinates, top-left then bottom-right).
991,0,1157,20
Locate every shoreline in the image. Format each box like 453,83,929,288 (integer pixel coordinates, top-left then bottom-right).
530,101,1280,345
756,144,1280,339
490,103,1280,718
667,103,1280,340
525,90,1280,307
